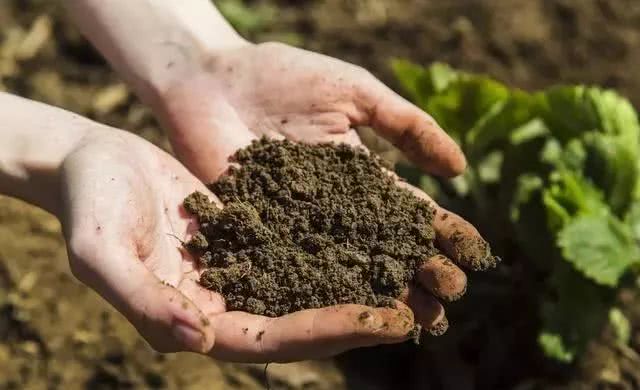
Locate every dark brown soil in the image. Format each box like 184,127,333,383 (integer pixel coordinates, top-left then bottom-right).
183,139,438,317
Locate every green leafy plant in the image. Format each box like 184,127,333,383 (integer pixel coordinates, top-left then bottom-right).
392,61,640,362
214,0,303,46
215,0,276,36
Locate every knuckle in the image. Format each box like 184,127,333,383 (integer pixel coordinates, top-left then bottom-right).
353,309,382,336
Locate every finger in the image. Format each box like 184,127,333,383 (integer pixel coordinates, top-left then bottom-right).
399,288,448,336
68,243,215,354
207,301,414,363
396,181,498,271
433,209,497,271
417,254,467,302
354,75,466,177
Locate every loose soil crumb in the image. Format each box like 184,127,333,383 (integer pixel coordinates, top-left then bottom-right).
183,139,440,317
407,324,423,344
427,317,449,337
450,232,498,271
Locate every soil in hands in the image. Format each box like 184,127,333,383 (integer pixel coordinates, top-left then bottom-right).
183,138,439,317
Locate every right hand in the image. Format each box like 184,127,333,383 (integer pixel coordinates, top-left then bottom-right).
156,41,496,341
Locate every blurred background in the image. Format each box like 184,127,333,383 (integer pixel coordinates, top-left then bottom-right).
1,0,640,389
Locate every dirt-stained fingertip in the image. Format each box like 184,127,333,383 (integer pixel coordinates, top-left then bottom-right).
417,254,468,303
351,301,416,344
438,141,467,178
426,316,449,336
450,232,500,271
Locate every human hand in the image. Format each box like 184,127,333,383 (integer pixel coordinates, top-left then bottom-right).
159,42,466,182
156,42,495,335
58,128,423,363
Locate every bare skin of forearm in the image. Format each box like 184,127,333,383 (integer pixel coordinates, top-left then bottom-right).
0,92,89,215
65,0,248,106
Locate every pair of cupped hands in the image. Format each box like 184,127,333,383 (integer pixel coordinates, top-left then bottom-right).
63,42,487,363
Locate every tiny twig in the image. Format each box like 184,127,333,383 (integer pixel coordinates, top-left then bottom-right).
166,233,186,245
263,362,271,390
239,262,252,280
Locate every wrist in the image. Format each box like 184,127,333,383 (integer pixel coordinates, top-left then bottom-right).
142,36,252,116
0,93,92,216
66,0,250,110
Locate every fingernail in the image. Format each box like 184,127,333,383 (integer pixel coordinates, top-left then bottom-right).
172,321,205,352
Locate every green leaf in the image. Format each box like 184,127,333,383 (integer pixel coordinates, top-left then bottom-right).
538,86,640,150
392,61,515,147
428,62,460,93
558,214,640,286
557,139,587,171
424,76,511,143
542,190,572,231
477,150,503,184
582,132,640,216
538,88,640,215
510,118,549,146
586,88,640,144
543,171,608,224
390,59,430,107
509,174,558,269
215,0,275,35
539,264,613,362
609,307,631,345
511,174,544,223
390,60,460,108
542,170,607,233
625,202,640,242
465,90,536,156
537,86,601,142
538,331,574,363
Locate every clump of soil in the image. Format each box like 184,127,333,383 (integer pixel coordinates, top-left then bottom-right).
183,139,439,317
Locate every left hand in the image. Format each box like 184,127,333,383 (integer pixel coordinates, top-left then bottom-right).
59,128,418,362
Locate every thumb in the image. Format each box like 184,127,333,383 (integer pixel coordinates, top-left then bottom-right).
68,242,215,354
207,300,415,363
356,75,466,177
